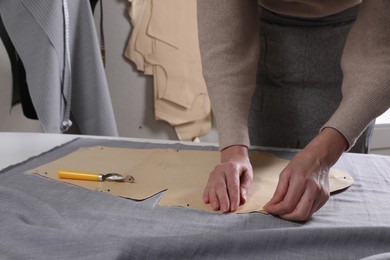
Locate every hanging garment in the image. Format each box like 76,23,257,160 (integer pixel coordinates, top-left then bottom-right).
0,0,118,136
0,0,101,121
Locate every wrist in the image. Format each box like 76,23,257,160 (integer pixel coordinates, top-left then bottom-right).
221,145,249,163
304,127,348,167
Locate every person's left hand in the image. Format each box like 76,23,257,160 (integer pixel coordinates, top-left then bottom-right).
263,127,348,221
263,148,330,221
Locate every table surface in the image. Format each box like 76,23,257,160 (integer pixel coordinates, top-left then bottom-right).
0,132,75,170
1,132,390,260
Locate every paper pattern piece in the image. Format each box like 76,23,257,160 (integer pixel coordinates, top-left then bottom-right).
31,146,353,213
124,0,211,141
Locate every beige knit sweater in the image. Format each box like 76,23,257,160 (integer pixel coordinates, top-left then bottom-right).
197,0,390,150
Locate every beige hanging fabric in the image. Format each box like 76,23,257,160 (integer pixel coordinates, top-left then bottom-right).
124,0,211,141
31,146,353,214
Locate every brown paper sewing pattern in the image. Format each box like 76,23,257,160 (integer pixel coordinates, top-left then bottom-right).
31,146,353,214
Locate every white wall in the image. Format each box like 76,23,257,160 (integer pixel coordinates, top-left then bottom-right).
371,124,390,156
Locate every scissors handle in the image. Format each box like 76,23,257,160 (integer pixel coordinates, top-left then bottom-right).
57,170,102,181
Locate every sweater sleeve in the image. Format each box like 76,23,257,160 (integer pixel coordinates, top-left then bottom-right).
197,0,260,151
322,0,390,149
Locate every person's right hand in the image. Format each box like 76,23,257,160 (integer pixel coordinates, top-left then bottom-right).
203,145,253,213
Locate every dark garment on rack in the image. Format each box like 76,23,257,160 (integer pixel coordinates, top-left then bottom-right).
0,15,38,119
90,0,99,12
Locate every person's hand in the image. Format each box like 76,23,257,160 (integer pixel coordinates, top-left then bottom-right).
203,145,253,213
263,127,348,221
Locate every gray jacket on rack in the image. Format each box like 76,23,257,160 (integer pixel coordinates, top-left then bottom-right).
0,0,118,136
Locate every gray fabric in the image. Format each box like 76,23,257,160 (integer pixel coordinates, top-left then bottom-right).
1,138,390,259
0,0,118,136
249,6,375,153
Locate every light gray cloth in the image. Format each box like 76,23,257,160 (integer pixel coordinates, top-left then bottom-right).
1,138,390,259
249,6,375,153
0,0,118,136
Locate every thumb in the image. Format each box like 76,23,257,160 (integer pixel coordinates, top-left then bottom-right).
239,173,252,205
240,187,248,205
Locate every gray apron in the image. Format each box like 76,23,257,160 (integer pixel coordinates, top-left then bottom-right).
249,5,374,153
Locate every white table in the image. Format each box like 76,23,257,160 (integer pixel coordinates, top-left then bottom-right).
0,132,75,170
